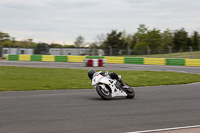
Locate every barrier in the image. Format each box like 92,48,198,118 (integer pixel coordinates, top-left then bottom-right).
5,54,200,67
19,55,31,61
87,59,93,66
68,56,86,62
125,57,144,64
104,56,124,64
86,56,104,59
42,55,55,62
166,58,185,66
55,56,67,62
31,55,42,61
144,58,165,65
84,59,105,67
185,59,200,66
5,54,8,60
8,55,18,61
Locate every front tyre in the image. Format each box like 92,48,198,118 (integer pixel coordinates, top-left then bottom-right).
126,87,135,99
96,85,111,100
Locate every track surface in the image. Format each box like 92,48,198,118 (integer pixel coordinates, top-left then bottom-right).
0,60,200,74
0,61,200,133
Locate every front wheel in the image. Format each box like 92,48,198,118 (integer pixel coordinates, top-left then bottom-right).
125,87,135,99
96,85,111,100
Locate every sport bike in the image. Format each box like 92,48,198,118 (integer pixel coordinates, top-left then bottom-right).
91,71,135,100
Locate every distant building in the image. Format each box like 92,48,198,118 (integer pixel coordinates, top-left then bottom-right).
2,47,34,57
49,48,105,56
49,48,89,55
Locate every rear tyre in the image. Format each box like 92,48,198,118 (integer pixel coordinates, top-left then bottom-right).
96,85,111,100
126,87,135,99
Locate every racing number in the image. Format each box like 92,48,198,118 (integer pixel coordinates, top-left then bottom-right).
109,80,113,84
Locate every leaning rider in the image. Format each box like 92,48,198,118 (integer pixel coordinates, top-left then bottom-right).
88,69,126,87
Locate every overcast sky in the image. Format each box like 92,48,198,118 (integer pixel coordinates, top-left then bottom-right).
0,0,200,44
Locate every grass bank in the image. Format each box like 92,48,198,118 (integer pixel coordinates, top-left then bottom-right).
0,66,200,91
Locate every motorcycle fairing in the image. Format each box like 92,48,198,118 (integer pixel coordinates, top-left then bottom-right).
92,73,127,97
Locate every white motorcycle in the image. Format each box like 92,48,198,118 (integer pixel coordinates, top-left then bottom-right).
91,71,135,100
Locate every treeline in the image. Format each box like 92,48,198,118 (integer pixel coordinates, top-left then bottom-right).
1,24,200,55
94,24,200,55
0,32,75,54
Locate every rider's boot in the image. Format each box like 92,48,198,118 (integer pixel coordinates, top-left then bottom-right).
118,78,125,87
118,78,133,93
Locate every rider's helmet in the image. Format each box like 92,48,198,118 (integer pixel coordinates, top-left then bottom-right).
88,69,96,80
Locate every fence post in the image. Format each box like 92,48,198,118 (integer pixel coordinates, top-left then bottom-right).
189,46,193,59
108,46,112,56
9,46,11,54
0,45,2,57
168,46,172,58
60,46,63,55
146,46,151,57
45,45,49,55
127,46,131,56
93,47,96,56
16,45,20,55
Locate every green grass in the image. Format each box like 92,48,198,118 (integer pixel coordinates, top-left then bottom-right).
0,66,200,91
122,50,200,59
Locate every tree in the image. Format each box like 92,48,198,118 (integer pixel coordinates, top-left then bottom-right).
93,34,106,47
103,30,124,48
0,32,10,43
135,24,148,42
134,25,162,54
63,45,75,48
161,29,174,50
130,34,137,49
120,31,136,49
0,31,12,47
133,42,148,55
49,43,62,48
34,43,49,54
74,35,85,47
133,24,149,54
191,31,199,50
186,37,192,48
173,28,188,51
146,28,162,51
101,30,125,55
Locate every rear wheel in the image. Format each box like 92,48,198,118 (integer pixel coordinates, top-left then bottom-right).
96,85,111,100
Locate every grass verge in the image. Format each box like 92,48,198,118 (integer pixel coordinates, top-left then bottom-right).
0,66,200,91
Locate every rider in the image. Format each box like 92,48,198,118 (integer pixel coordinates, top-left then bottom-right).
88,69,125,87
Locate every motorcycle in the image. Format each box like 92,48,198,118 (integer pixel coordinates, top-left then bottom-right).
91,71,135,100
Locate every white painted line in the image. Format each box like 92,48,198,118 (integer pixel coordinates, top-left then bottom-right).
125,125,200,133
167,70,189,73
187,82,200,85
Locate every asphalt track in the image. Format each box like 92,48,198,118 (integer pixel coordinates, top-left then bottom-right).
0,60,200,133
0,60,200,74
